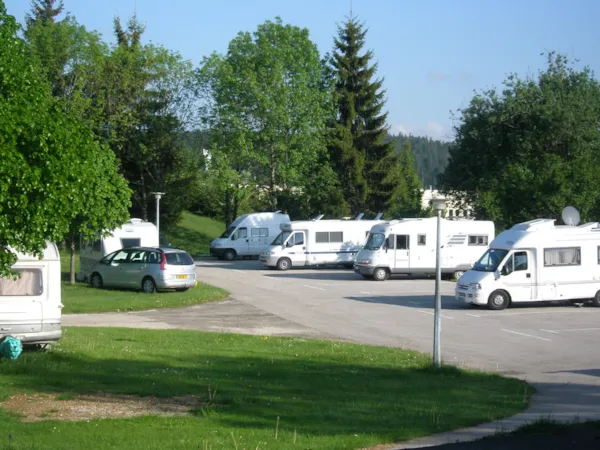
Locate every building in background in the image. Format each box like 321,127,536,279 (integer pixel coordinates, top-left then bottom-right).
421,188,473,218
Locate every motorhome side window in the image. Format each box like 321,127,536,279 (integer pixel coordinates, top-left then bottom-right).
396,235,409,250
543,247,581,267
251,228,269,237
503,251,528,275
315,232,343,243
0,269,43,296
417,234,426,245
468,235,488,246
121,238,141,248
233,228,247,239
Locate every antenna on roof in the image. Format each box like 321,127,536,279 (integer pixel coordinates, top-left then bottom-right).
313,214,324,221
374,212,383,220
355,212,364,221
562,206,581,226
274,210,282,213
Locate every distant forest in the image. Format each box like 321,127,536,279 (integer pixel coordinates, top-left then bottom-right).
386,134,451,188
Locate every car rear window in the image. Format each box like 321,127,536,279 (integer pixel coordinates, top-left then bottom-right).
165,251,194,265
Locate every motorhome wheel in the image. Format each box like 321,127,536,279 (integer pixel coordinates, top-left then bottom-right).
373,268,389,281
592,291,600,307
142,277,157,294
488,290,509,310
276,258,291,271
90,273,103,289
223,249,236,261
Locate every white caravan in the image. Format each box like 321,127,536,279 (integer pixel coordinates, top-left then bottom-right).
456,210,600,310
354,217,495,281
259,214,386,270
79,218,159,280
0,242,62,345
210,211,291,261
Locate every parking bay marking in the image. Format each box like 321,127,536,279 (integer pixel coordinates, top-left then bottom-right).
541,327,600,334
416,310,454,319
501,329,551,341
303,284,326,291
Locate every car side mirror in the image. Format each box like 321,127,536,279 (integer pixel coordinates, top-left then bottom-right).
286,241,293,248
231,235,236,241
501,266,509,276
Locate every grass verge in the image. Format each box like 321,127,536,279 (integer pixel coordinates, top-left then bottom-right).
0,327,533,450
59,249,228,314
164,211,225,256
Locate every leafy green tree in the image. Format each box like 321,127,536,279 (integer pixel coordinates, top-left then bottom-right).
0,3,128,277
439,53,600,230
384,141,423,218
329,17,396,215
198,17,337,219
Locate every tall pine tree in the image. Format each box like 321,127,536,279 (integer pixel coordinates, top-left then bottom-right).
384,141,423,218
329,17,397,216
26,0,64,25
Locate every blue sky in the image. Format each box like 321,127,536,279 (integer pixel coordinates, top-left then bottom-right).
5,0,599,141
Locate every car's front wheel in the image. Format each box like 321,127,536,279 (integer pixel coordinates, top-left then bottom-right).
90,273,103,289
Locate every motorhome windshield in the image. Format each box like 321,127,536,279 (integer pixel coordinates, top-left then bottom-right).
271,231,291,246
472,248,509,272
364,233,386,250
220,226,236,239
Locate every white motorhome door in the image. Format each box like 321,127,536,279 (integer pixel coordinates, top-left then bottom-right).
395,234,410,270
500,250,533,301
248,227,270,255
287,231,307,266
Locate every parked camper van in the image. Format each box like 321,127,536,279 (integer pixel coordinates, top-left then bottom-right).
210,211,291,261
79,218,159,280
456,212,600,310
354,217,495,281
259,214,385,270
0,242,62,345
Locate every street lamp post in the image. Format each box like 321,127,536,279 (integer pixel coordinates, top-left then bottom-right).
432,197,447,367
150,192,165,245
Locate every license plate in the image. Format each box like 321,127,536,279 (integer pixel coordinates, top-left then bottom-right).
176,275,187,279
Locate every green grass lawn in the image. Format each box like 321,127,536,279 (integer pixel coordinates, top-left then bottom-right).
0,327,533,450
59,248,228,314
164,211,225,256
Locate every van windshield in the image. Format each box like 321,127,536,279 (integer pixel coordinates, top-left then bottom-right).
472,248,509,272
220,226,236,239
271,231,291,246
364,233,386,250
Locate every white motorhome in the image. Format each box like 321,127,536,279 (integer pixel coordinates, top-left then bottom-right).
0,242,62,345
79,218,159,280
456,214,600,310
210,211,291,261
354,217,495,281
259,214,386,270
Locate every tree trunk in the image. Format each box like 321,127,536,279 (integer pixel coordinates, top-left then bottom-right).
69,234,76,285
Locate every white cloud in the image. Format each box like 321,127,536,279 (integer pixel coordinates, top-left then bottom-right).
390,122,454,142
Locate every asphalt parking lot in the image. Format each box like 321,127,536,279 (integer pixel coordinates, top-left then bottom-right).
192,258,600,423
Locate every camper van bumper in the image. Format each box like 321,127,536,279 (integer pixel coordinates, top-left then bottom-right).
455,283,487,305
259,254,279,267
353,264,375,276
4,322,62,344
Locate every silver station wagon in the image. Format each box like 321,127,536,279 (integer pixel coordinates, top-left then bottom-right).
88,247,197,293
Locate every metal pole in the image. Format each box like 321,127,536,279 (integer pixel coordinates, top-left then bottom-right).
155,195,160,243
433,208,442,367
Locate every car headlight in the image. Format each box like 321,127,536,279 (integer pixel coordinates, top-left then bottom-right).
358,259,371,265
469,283,482,290
212,242,222,248
269,251,278,255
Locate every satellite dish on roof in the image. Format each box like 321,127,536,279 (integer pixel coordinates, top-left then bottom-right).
561,206,580,226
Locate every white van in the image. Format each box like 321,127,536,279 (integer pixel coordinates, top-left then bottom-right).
259,214,386,270
0,242,62,345
354,217,495,281
79,218,159,280
456,217,600,310
210,212,291,261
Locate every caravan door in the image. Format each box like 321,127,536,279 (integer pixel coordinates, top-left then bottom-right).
287,231,307,267
394,234,410,271
500,250,533,302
